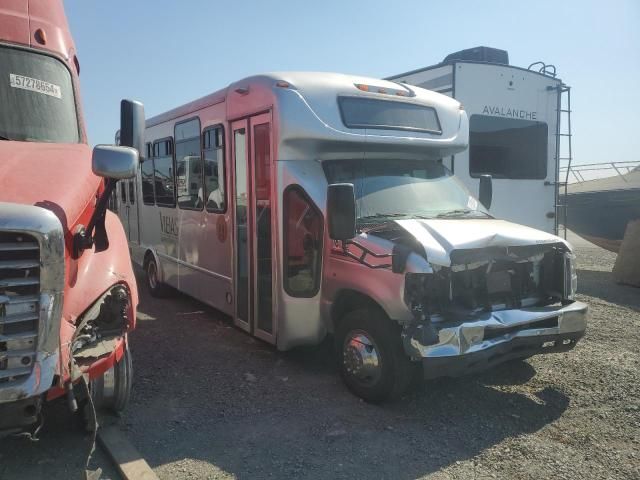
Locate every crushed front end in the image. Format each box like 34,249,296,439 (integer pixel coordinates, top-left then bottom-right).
402,242,588,378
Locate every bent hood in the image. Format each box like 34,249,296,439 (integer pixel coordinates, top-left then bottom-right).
395,218,570,267
0,142,99,232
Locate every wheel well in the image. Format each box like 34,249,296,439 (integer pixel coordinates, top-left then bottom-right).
143,250,154,268
331,290,388,332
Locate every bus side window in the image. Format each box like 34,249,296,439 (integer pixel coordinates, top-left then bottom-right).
283,186,323,297
203,126,226,213
120,180,127,204
153,138,176,207
109,182,118,212
142,142,155,205
129,180,135,204
175,117,203,210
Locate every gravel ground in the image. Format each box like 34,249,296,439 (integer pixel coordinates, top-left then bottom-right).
0,232,638,480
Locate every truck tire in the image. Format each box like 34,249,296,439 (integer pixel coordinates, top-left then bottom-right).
91,342,133,414
336,308,416,403
145,255,168,297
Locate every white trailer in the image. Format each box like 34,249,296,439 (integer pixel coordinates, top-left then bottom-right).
388,46,572,234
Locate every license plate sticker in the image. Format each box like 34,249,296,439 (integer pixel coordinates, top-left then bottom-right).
9,73,62,99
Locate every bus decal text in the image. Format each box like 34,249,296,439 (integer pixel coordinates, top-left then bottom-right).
159,212,179,237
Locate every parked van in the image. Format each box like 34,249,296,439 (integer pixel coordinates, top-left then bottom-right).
119,72,587,402
0,0,144,435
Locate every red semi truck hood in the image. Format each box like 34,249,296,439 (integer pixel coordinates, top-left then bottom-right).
0,141,99,232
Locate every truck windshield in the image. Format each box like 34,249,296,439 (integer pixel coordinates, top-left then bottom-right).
0,45,79,143
323,159,490,222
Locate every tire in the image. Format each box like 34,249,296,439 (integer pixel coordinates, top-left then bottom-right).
91,341,133,414
336,308,416,403
145,254,168,297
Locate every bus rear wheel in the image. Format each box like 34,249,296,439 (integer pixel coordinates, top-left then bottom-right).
145,255,168,297
336,308,416,403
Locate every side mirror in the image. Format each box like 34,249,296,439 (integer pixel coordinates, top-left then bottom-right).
327,183,356,241
479,174,493,210
92,145,139,180
119,99,145,157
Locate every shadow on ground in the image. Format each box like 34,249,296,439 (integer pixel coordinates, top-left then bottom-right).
120,282,569,480
0,269,573,480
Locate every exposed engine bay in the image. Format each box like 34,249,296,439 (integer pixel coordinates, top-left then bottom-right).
367,224,573,322
405,244,572,320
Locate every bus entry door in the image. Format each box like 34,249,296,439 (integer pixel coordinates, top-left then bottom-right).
231,113,275,343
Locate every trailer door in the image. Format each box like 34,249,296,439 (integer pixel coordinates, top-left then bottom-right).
452,63,559,233
231,112,275,343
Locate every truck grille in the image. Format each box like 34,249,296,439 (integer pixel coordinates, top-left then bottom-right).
0,232,40,384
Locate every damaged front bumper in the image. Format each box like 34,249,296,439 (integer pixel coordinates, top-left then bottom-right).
403,301,588,379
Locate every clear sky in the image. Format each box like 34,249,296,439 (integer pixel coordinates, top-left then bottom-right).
65,0,639,166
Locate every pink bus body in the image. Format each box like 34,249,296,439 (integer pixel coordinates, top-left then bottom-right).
0,0,139,435
123,72,586,403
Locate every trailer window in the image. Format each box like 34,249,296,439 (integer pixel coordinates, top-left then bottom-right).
203,126,226,213
338,97,441,134
153,138,176,206
469,115,548,179
175,118,202,210
283,187,323,297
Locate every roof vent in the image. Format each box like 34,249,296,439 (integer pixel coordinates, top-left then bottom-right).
442,46,509,65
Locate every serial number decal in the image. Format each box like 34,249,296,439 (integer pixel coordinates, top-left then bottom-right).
9,74,62,99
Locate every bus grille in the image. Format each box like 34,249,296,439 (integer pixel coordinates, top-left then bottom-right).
0,232,40,385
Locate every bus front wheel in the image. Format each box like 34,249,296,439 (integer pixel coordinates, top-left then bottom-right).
336,308,416,403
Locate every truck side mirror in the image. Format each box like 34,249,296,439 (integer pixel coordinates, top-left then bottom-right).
327,183,356,241
479,174,493,209
92,145,139,180
119,99,145,158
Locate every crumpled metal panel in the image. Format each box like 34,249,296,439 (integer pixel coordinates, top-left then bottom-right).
395,218,571,267
404,300,588,359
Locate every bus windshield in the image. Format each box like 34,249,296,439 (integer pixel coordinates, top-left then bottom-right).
0,45,79,143
323,159,490,223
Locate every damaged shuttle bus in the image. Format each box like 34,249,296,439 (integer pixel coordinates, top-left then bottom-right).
121,72,587,402
0,0,143,436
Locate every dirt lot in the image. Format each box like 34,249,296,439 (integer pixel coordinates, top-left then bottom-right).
0,233,638,480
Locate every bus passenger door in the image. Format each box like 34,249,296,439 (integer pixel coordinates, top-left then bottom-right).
127,179,140,245
231,113,275,343
117,180,130,239
232,119,251,333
